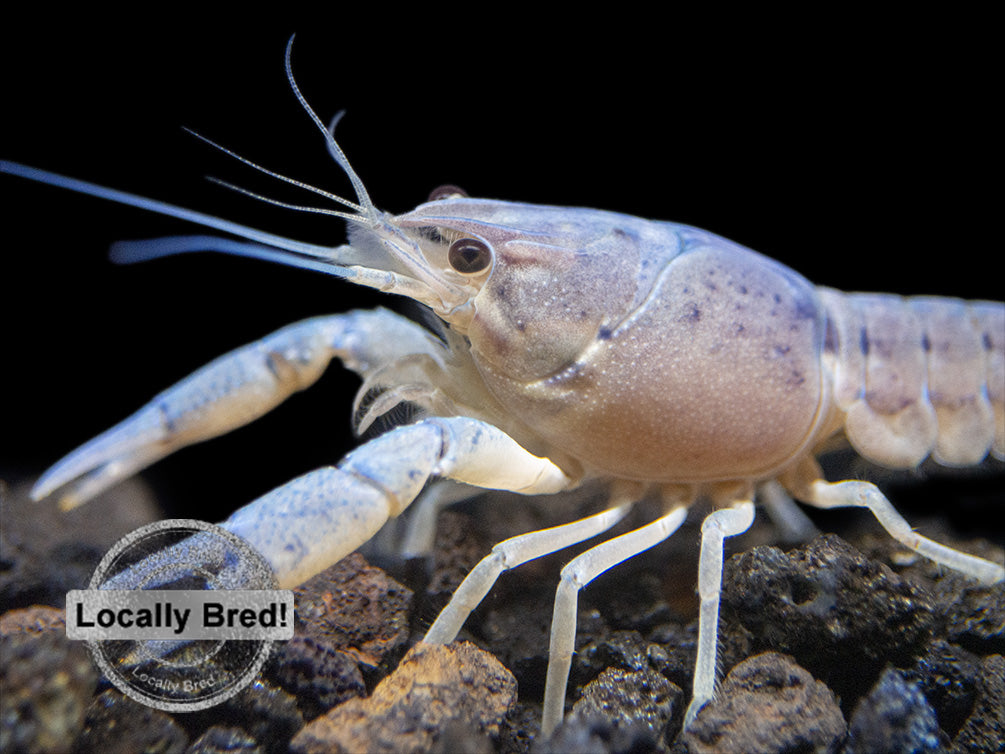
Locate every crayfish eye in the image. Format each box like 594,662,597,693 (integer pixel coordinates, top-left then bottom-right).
448,238,492,274
428,184,468,202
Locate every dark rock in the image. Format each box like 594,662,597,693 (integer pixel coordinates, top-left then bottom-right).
536,715,661,754
3,464,998,753
952,654,1005,754
0,477,161,610
74,689,188,754
574,629,653,683
591,571,676,635
720,534,937,704
499,702,541,754
646,623,699,696
424,509,492,607
678,652,845,754
185,726,262,754
481,594,607,702
0,630,98,754
935,576,1005,656
844,667,943,754
181,679,303,754
478,586,560,695
426,718,497,754
409,507,494,648
908,640,981,738
290,641,517,754
265,635,365,719
572,666,683,745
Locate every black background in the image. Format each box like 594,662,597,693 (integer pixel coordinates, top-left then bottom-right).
2,15,999,524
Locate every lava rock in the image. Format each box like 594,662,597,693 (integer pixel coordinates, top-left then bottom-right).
425,718,497,754
908,639,981,738
678,652,845,754
590,571,676,635
0,630,98,754
572,666,683,745
0,477,161,610
480,588,610,703
265,635,366,720
719,534,936,703
952,654,1005,754
574,629,653,683
499,702,542,754
844,667,943,754
935,575,1005,656
537,715,661,754
424,509,492,605
75,689,188,754
646,623,699,696
290,641,517,754
477,586,556,694
185,726,262,754
294,552,413,670
181,679,303,754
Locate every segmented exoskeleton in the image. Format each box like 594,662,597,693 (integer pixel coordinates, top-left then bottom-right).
819,290,1002,468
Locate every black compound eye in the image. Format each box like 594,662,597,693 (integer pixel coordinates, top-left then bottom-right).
448,238,492,274
428,184,468,202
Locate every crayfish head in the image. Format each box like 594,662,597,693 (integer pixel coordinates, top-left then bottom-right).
394,197,653,381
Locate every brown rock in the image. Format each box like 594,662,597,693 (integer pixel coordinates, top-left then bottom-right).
290,641,517,754
0,605,65,636
0,630,98,754
294,552,412,668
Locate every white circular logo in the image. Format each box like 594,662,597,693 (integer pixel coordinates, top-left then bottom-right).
67,519,293,712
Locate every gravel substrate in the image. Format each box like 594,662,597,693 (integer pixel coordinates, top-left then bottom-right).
1,470,1002,753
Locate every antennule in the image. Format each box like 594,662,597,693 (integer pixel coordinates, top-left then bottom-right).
184,127,365,216
283,35,378,220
